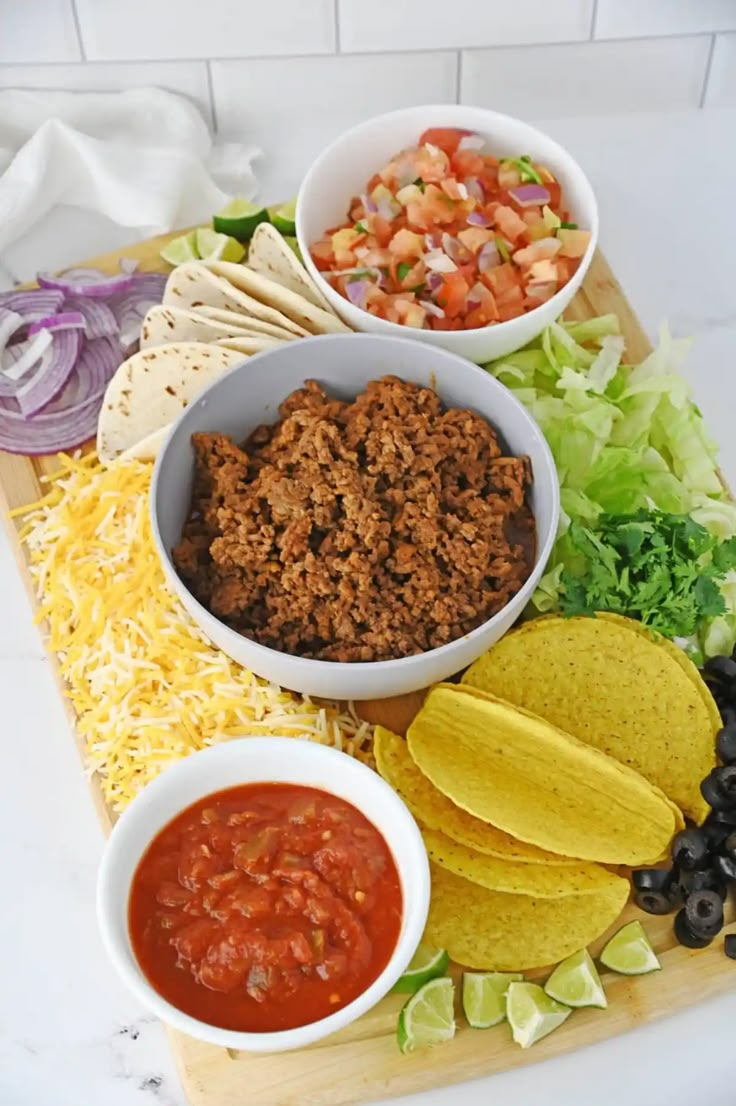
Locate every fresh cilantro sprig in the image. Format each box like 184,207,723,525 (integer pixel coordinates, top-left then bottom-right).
559,510,736,638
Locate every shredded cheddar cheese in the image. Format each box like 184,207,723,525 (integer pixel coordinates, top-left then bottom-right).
18,453,373,812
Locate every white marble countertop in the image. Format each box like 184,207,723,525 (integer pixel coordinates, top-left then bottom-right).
1,107,735,1106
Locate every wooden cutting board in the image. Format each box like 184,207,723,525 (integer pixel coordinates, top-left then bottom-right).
1,232,734,1106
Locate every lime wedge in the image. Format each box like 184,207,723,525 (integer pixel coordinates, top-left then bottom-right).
195,227,245,263
269,197,297,235
393,944,450,994
462,971,522,1028
544,949,607,1009
213,197,269,240
506,982,571,1049
283,235,303,263
397,977,456,1054
160,229,199,267
599,921,661,976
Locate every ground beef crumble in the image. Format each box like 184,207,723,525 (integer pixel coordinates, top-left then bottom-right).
173,376,535,662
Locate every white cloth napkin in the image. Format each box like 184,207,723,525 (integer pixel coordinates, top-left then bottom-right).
0,87,261,283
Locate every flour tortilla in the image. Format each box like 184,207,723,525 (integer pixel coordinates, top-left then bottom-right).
206,260,350,336
140,305,291,350
97,342,243,463
247,222,337,314
117,425,170,463
163,263,308,337
189,304,297,342
216,335,281,355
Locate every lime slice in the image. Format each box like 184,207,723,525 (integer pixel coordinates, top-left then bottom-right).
544,949,607,1009
599,921,661,976
268,197,297,235
213,197,269,240
283,235,303,263
160,229,199,267
506,982,571,1049
393,944,450,994
462,971,522,1028
397,977,456,1054
195,227,245,263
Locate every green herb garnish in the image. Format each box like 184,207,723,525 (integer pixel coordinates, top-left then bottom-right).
559,221,579,230
397,262,413,282
501,156,543,185
559,510,736,638
354,221,368,233
495,236,511,263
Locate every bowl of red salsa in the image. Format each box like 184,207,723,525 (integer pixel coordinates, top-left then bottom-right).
97,737,429,1051
297,104,598,364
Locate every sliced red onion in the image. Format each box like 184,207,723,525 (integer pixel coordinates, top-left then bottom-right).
424,233,440,251
63,296,118,340
361,193,378,215
458,133,486,152
427,272,444,292
508,184,551,208
38,266,138,299
441,233,464,264
0,289,65,316
0,391,102,454
28,311,86,337
118,257,140,275
15,330,82,417
0,309,24,356
108,273,168,350
418,300,445,318
345,280,369,310
43,337,120,411
478,241,501,273
464,177,485,203
467,211,491,228
2,331,53,381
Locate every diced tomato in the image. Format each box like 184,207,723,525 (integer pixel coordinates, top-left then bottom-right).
418,127,471,156
398,260,426,290
494,205,528,243
436,271,470,318
457,227,495,253
482,263,522,298
513,239,561,267
557,228,591,259
498,162,521,189
372,216,394,248
415,145,450,183
388,228,425,260
450,149,485,178
311,239,335,270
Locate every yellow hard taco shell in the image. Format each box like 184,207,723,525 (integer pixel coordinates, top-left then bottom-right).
407,684,677,866
462,613,716,823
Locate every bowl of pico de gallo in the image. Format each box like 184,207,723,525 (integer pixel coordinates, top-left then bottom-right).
297,104,598,363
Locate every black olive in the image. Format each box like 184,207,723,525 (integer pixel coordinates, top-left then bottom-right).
704,656,736,682
713,853,736,881
632,868,673,893
701,770,727,810
707,808,736,827
719,705,736,729
671,827,709,870
634,889,673,915
714,765,736,805
725,934,736,960
674,907,713,949
717,724,736,765
685,890,725,939
678,867,726,900
703,820,730,851
723,831,736,860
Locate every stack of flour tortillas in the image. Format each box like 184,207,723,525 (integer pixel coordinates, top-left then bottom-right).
96,223,349,464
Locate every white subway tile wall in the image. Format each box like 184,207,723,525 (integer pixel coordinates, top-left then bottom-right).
0,0,733,196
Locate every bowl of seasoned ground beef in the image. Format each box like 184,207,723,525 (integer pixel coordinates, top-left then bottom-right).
151,334,558,699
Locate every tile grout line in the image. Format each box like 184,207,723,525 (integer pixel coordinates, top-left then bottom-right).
699,33,717,108
455,50,462,103
206,60,218,132
589,0,599,40
69,0,86,61
334,0,341,52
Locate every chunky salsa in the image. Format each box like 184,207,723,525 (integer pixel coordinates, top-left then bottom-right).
128,782,403,1032
310,126,591,331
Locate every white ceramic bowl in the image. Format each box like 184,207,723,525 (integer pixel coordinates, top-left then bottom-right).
151,332,559,700
97,737,430,1053
297,104,598,364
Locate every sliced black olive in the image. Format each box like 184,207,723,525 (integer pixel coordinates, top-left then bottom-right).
674,907,713,949
685,890,724,937
632,868,673,893
634,889,673,915
679,867,727,901
717,724,736,765
703,820,731,851
701,770,727,810
704,656,736,682
713,853,736,882
714,765,736,805
719,707,736,732
725,934,736,960
722,831,736,861
671,827,709,870
707,808,736,827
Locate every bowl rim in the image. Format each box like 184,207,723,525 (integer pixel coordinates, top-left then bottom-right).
295,102,599,340
96,736,431,1052
150,332,560,676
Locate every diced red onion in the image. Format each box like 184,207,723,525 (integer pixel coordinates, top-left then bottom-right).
508,184,551,208
425,250,458,274
467,211,491,227
427,272,444,292
526,280,557,302
28,311,86,337
424,233,439,251
394,154,418,189
328,266,383,283
375,195,400,222
361,193,378,215
345,280,369,310
458,133,486,152
38,266,137,299
464,177,485,202
418,300,445,318
441,233,464,263
2,331,53,381
478,241,501,272
15,330,82,417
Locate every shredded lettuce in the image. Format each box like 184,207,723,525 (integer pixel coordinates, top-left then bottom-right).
484,318,736,657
